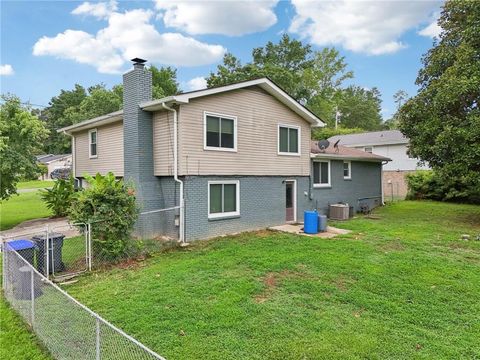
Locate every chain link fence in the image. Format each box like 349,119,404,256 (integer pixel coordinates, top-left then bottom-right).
2,242,166,360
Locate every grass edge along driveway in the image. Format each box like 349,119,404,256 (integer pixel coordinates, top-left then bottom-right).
61,201,480,360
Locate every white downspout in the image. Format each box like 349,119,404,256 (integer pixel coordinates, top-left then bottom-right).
161,103,185,244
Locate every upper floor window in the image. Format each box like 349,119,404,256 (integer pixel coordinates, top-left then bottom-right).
204,112,237,151
364,146,373,153
343,161,351,179
313,160,330,187
278,124,300,155
89,129,97,158
208,180,240,219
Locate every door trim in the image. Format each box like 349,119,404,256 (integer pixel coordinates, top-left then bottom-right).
285,179,297,223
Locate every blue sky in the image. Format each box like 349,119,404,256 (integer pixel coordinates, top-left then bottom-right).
1,0,443,119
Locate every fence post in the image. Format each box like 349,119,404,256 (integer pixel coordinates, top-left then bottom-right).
45,225,50,278
30,268,35,327
88,223,92,271
2,240,6,291
96,317,101,360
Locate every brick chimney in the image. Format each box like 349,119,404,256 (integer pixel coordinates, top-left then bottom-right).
123,58,162,238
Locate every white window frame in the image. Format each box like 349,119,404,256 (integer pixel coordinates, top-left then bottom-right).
277,124,301,156
343,161,352,180
203,111,237,152
313,160,331,188
207,180,240,219
364,146,373,153
89,128,98,159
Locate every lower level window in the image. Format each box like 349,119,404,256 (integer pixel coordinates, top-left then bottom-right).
208,181,240,218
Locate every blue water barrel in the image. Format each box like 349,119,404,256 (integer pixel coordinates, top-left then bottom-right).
318,214,327,232
304,211,319,234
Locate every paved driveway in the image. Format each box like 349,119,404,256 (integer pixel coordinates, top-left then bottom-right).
0,217,79,240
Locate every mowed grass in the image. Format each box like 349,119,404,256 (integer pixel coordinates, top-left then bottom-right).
17,180,53,190
62,201,480,360
0,192,51,230
0,295,52,360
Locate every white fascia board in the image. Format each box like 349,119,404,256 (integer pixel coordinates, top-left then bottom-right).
57,110,123,134
310,153,390,162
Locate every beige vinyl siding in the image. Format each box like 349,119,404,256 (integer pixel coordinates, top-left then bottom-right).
153,110,174,175
74,121,124,177
176,87,311,176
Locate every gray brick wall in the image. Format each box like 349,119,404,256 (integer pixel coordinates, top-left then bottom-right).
123,64,179,239
182,160,382,241
310,160,383,215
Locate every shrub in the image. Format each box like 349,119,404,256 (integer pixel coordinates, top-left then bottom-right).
406,170,480,204
40,177,75,217
68,172,138,260
312,127,364,141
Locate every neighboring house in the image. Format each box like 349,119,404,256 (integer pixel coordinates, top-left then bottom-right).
36,154,72,180
59,59,389,242
329,130,429,198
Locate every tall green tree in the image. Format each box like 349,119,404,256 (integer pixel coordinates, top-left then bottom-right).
399,0,480,202
0,95,49,200
384,90,409,129
337,86,383,130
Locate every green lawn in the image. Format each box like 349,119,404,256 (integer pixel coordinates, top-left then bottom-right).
0,192,51,230
17,180,53,190
0,295,52,360
58,201,480,360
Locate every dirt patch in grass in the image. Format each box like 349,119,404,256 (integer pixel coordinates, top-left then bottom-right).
254,269,310,303
333,274,357,292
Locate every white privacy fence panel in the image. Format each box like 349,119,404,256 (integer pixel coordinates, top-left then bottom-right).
2,243,166,360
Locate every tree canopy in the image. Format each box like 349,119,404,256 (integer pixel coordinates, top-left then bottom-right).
0,95,49,200
207,34,383,131
42,65,180,153
399,0,480,202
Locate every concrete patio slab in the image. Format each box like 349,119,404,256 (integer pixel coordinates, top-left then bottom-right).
269,223,351,238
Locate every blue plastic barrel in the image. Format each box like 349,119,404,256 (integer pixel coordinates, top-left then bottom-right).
304,211,319,234
318,214,327,232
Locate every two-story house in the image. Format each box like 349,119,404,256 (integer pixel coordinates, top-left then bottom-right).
59,59,389,242
329,130,429,199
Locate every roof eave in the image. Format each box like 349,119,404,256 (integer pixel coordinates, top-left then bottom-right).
310,153,391,162
57,111,123,134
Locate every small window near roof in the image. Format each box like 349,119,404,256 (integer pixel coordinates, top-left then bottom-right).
208,181,240,219
364,146,373,153
204,112,236,151
89,129,97,158
278,125,300,155
313,160,330,187
343,161,351,179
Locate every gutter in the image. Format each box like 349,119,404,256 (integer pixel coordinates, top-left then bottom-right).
161,103,185,244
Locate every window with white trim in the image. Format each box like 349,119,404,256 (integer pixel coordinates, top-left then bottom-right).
313,160,330,187
208,180,240,218
278,125,300,155
89,129,97,158
204,112,236,151
364,146,373,153
343,161,351,179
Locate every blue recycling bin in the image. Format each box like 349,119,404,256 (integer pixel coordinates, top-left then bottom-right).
6,240,35,265
304,210,319,234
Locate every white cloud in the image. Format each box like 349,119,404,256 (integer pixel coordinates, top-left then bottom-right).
0,64,14,76
155,0,278,36
186,76,207,91
289,0,441,55
72,0,118,19
33,7,226,73
419,19,441,38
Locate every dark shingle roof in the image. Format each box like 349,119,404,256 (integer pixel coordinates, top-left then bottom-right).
311,141,391,162
328,130,408,147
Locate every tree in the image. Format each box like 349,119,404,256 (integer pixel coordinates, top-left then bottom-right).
384,90,409,129
399,0,480,202
0,95,49,200
207,35,357,126
42,65,179,153
337,86,383,130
